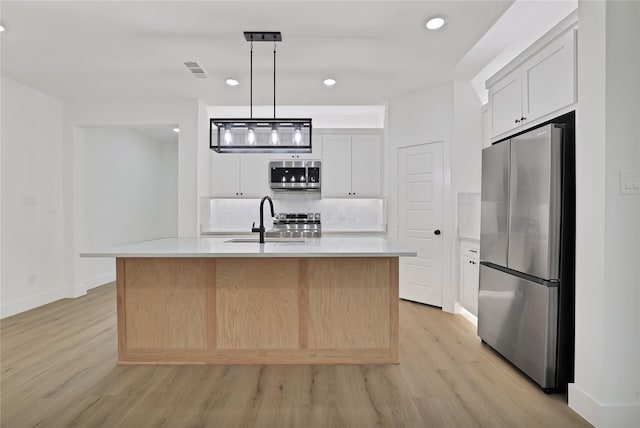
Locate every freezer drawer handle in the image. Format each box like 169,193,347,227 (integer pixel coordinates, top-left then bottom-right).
434,229,441,236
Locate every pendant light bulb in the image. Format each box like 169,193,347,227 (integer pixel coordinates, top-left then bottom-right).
247,126,256,145
271,126,279,145
224,126,233,145
293,126,302,145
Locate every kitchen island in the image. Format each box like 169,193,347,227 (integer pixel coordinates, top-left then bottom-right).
82,237,415,365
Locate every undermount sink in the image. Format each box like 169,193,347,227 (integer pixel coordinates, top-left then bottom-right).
224,238,306,244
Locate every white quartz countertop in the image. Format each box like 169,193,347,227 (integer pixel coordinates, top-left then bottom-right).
81,237,416,258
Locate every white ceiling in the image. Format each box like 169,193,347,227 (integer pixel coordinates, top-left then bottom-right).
0,0,514,105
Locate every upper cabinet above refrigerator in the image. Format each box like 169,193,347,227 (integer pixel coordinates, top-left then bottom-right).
480,141,510,267
486,12,577,141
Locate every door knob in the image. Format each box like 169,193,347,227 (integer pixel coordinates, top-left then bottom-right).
434,229,441,236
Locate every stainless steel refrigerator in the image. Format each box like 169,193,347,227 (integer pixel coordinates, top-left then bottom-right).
478,115,575,392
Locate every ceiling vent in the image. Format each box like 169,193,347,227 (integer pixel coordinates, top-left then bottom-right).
184,61,208,79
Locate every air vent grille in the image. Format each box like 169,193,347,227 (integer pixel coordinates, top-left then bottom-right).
184,61,208,79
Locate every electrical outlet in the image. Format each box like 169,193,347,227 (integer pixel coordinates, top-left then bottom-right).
620,172,640,195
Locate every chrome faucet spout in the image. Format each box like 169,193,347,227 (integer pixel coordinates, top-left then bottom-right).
252,196,275,243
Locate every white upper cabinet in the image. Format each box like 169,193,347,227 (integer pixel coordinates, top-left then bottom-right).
489,71,524,137
487,14,577,140
211,130,382,199
239,154,270,197
270,139,323,160
522,29,576,121
211,152,269,197
321,134,352,197
322,132,382,198
351,135,382,197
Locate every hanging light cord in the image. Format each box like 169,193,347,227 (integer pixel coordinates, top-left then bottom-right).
273,41,277,119
250,40,253,119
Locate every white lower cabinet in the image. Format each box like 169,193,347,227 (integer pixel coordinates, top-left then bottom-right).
460,241,480,316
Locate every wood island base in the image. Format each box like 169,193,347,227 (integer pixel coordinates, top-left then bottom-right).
116,256,399,365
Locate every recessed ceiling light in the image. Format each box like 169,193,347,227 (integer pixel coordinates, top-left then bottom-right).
172,127,180,133
225,78,239,86
425,16,445,30
323,78,336,87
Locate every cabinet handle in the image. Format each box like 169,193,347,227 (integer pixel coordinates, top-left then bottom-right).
469,249,477,253
353,192,356,196
348,192,352,195
240,192,243,196
515,119,521,123
521,116,527,121
470,261,476,265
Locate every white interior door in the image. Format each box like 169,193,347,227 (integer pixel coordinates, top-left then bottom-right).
398,142,444,307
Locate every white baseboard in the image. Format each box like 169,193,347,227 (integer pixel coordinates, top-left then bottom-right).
569,383,640,427
0,272,117,318
1,288,65,319
454,302,478,326
66,271,115,298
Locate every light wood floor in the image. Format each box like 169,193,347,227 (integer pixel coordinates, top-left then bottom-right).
1,283,590,428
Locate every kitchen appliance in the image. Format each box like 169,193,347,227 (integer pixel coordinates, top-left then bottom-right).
478,113,575,392
269,161,321,191
266,212,321,238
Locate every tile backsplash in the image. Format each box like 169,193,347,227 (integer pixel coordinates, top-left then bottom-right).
200,194,386,233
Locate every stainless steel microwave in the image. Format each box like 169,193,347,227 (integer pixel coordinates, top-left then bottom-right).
269,161,321,191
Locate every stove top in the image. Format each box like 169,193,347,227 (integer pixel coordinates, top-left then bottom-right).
274,212,321,224
267,212,321,238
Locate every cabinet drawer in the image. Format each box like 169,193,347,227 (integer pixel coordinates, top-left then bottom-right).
461,243,479,259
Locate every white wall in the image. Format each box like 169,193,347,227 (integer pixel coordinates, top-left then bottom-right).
387,83,455,312
386,82,484,313
63,98,202,296
74,127,178,291
451,81,484,306
452,81,483,197
207,105,385,129
569,1,640,426
0,77,66,317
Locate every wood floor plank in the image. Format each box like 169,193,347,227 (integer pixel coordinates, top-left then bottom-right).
0,283,592,427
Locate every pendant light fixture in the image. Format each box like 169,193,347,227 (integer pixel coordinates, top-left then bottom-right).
210,31,312,153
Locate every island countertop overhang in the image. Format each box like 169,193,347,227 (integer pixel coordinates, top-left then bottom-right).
80,237,417,258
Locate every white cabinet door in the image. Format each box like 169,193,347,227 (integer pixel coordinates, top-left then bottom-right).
522,29,576,122
269,139,323,160
351,134,381,197
321,134,352,197
211,153,240,197
460,243,480,315
240,154,270,197
487,25,577,140
489,71,522,137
